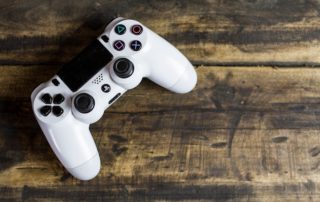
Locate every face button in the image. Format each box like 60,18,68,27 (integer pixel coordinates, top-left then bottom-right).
101,84,111,93
130,40,142,51
40,106,51,116
53,94,65,104
41,93,52,104
101,35,109,43
114,24,126,35
113,40,125,51
52,106,64,117
74,93,95,114
113,58,134,78
52,79,60,86
131,25,143,35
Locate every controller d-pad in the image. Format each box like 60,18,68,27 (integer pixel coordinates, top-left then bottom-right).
40,106,51,116
115,24,126,35
130,40,142,51
38,93,65,117
53,94,65,104
113,40,125,51
52,106,64,117
41,93,52,104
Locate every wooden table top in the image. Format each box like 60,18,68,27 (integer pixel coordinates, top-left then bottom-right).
1,1,320,201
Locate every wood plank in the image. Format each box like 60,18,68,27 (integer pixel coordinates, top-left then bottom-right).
0,1,320,65
0,66,320,200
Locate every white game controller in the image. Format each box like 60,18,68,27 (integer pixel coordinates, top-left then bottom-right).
31,17,197,180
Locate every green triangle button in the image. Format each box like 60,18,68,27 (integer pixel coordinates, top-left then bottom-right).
115,24,126,35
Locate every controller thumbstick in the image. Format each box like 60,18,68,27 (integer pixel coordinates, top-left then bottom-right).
113,58,134,78
74,93,95,113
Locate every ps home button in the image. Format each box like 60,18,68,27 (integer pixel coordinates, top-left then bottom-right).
101,84,111,93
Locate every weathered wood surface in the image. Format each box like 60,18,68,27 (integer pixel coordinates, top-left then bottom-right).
1,66,320,201
1,0,320,201
0,0,320,65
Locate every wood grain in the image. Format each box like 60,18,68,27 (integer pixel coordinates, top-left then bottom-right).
1,66,320,201
0,0,320,65
1,0,320,201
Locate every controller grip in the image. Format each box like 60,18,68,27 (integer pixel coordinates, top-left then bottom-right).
38,115,100,180
144,29,197,93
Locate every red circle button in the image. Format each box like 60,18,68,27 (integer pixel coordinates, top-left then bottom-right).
131,25,143,35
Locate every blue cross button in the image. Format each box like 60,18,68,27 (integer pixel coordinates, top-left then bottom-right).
115,24,126,35
130,40,142,51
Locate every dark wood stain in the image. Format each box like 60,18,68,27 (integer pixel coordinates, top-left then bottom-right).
60,172,72,182
192,134,209,141
152,153,174,162
270,115,320,129
211,142,227,148
20,183,254,201
272,136,288,144
112,144,128,156
261,147,268,171
221,0,319,25
166,29,320,46
311,160,320,170
0,150,24,171
303,179,316,192
227,112,243,157
245,172,254,181
309,146,320,157
211,83,235,110
108,135,128,143
178,132,191,173
210,73,252,157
